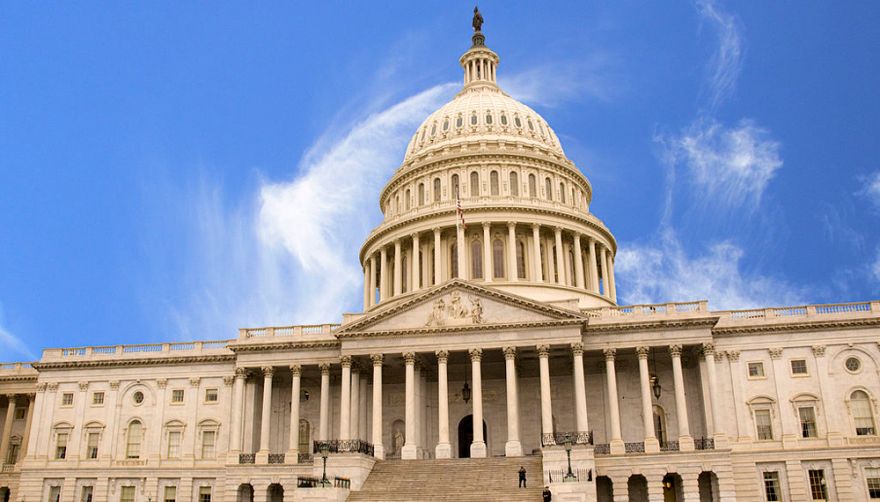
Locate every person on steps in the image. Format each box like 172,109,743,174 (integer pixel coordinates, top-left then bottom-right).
518,466,527,488
543,486,552,501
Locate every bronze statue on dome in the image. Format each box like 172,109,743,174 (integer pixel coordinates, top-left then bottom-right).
472,7,483,32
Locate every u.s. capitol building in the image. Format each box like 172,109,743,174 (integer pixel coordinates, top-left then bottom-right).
2,13,880,502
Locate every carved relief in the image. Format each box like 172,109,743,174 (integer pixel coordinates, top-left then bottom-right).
425,291,485,326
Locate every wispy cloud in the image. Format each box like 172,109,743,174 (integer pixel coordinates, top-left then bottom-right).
696,0,744,110
873,248,880,283
499,53,620,108
858,171,880,208
0,302,36,361
616,229,803,309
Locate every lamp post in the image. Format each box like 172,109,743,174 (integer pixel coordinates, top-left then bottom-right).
320,443,330,487
563,433,576,482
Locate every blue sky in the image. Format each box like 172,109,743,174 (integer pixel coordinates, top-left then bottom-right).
2,2,879,361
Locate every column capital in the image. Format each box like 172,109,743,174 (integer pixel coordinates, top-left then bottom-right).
319,363,331,375
47,382,59,392
262,366,275,378
701,342,716,356
603,348,617,361
410,232,420,240
35,383,47,393
290,365,302,377
669,345,683,358
5,393,17,400
27,393,35,400
726,350,740,362
507,221,516,228
223,375,235,386
468,348,483,362
157,379,168,389
537,345,550,358
636,346,650,359
403,352,416,365
414,359,422,371
108,381,118,391
553,226,562,235
340,355,353,368
571,342,584,357
432,226,442,234
435,350,449,363
482,221,491,230
370,353,384,366
190,377,201,387
811,345,826,357
531,223,540,230
768,348,783,360
503,346,517,360
393,238,401,246
78,381,89,392
351,361,361,373
234,367,248,378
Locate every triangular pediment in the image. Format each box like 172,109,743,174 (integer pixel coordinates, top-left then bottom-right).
337,279,585,335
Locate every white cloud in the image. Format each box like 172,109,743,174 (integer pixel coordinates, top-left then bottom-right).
696,0,743,110
499,54,619,108
873,249,880,283
615,230,804,310
858,171,880,208
0,302,36,361
658,117,782,210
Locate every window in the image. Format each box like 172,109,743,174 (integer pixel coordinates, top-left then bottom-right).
442,119,449,131
171,389,185,403
514,116,522,128
756,409,773,440
485,113,492,125
61,393,74,406
451,244,458,278
790,359,808,375
653,405,667,446
539,122,546,135
298,420,311,454
866,468,880,500
87,432,99,459
430,124,436,136
164,486,177,502
799,407,818,438
490,170,499,195
433,178,441,202
199,487,211,502
49,487,61,502
405,189,411,210
528,174,537,197
470,114,477,125
560,182,566,203
7,443,19,464
846,357,861,373
470,172,479,197
133,391,144,405
763,472,781,502
509,172,518,196
540,244,547,281
471,241,483,279
81,486,93,502
516,242,526,279
201,430,216,459
500,114,508,126
808,469,827,501
545,178,553,200
451,174,460,198
749,362,765,378
126,421,143,459
121,486,136,502
92,392,104,405
493,240,504,279
56,432,68,459
456,116,463,128
851,390,875,435
14,408,25,420
205,389,218,403
527,119,534,131
401,255,408,293
418,183,425,206
167,431,181,459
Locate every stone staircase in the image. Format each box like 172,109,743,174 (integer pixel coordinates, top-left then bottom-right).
347,456,544,501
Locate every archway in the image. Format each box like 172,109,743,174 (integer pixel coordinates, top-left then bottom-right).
698,472,719,502
236,484,254,502
457,414,487,458
596,477,613,502
663,473,684,502
267,484,283,502
628,475,648,502
1,487,10,502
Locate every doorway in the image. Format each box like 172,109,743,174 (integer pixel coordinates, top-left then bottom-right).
457,414,487,458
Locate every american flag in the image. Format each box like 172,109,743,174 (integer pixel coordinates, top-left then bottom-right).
456,188,467,230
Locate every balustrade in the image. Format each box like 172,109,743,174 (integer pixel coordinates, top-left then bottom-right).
313,439,375,456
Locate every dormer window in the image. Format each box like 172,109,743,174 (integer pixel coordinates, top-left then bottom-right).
443,119,449,131
456,116,463,128
431,124,437,136
470,115,478,126
514,117,522,128
500,114,508,126
527,119,534,131
539,122,545,135
485,113,493,125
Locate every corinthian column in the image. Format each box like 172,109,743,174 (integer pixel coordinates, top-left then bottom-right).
599,246,609,298
432,228,442,284
537,345,554,438
573,233,585,288
319,364,330,440
482,222,492,281
402,352,417,459
229,368,246,456
588,238,599,292
604,348,624,454
507,222,518,282
457,225,466,279
469,348,487,458
412,233,421,291
339,356,352,441
350,364,360,440
286,365,302,463
363,261,371,310
369,254,377,307
0,395,17,464
379,247,388,302
256,367,274,463
370,354,385,459
435,350,452,458
532,224,542,282
393,239,402,296
571,343,589,432
503,347,522,456
607,252,617,302
670,345,695,451
703,344,729,449
554,227,566,285
637,347,660,453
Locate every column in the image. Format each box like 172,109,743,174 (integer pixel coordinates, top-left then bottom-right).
507,222,518,282
411,233,421,291
588,238,600,292
229,369,246,454
402,352,417,459
456,224,466,279
350,365,360,439
379,247,388,302
370,354,385,459
703,344,729,448
532,224,542,282
358,371,368,441
554,227,566,285
286,365,301,464
482,222,492,281
319,364,331,440
607,251,617,302
537,345,554,439
413,361,422,452
369,254,377,307
573,233,585,289
813,345,843,446
0,395,16,464
433,228,442,284
339,356,352,440
670,345,694,451
435,350,452,458
19,393,35,464
604,348,624,454
256,366,274,462
25,385,45,460
599,246,608,297
363,261,371,310
503,347,523,456
769,348,797,447
393,239,402,296
571,343,589,433
469,348,487,458
637,347,660,453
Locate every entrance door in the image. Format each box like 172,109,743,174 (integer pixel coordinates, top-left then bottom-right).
457,415,487,458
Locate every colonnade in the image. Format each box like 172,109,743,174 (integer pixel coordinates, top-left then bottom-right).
0,394,34,467
362,222,616,310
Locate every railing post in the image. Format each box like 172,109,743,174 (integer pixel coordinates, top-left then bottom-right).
238,328,247,338
266,327,275,337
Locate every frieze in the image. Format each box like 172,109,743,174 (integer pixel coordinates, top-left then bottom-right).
425,291,485,327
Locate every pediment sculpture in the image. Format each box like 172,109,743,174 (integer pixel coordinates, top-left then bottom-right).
426,291,485,327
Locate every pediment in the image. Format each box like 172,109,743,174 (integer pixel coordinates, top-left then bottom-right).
337,279,585,335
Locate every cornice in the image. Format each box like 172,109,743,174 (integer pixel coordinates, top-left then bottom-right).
31,354,235,371
0,375,38,382
337,318,586,339
586,317,720,335
228,340,341,353
713,317,880,336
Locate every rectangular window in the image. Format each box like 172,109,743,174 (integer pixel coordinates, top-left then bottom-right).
81,486,93,502
171,389,185,403
61,393,74,406
87,432,99,459
749,362,765,377
799,407,818,438
167,431,181,459
56,432,69,459
201,431,216,459
50,486,61,502
164,486,177,502
756,409,773,440
7,443,19,464
205,389,218,403
198,487,211,502
791,359,808,375
808,469,828,501
14,407,26,420
867,469,880,500
121,486,136,502
92,392,104,405
763,471,781,502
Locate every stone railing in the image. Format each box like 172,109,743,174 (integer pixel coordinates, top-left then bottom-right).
43,341,233,363
583,301,708,318
694,437,715,450
0,362,38,377
541,431,593,447
660,441,680,452
313,439,375,456
625,442,645,454
238,453,255,464
268,453,285,464
722,301,879,321
239,324,342,341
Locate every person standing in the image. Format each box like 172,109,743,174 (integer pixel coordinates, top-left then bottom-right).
518,466,527,488
543,486,552,501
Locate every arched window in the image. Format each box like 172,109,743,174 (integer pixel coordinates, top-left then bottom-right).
298,420,310,454
490,171,499,195
500,114,508,126
571,188,576,206
540,244,547,281
470,114,478,126
552,246,559,282
528,174,537,198
517,241,526,279
418,183,425,206
396,195,400,213
560,182,566,203
433,178,441,202
545,178,553,200
471,240,483,279
456,116,463,128
401,255,408,293
452,174,460,198
569,249,576,285
126,420,143,459
485,113,493,125
509,171,519,196
451,243,458,278
493,240,504,279
851,390,875,435
653,406,667,447
430,248,436,284
405,189,411,210
470,172,480,197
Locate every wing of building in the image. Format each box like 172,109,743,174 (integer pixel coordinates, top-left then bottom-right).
3,13,880,502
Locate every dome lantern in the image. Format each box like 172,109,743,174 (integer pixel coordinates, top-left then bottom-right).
460,9,499,89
